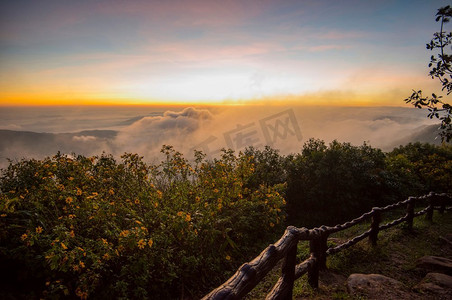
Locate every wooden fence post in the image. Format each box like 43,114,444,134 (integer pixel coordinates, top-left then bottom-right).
266,241,298,300
426,196,434,222
318,228,328,270
279,242,297,300
308,237,320,289
406,198,415,230
369,208,381,246
439,195,446,214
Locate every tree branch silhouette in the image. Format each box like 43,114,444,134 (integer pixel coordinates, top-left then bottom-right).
405,5,452,142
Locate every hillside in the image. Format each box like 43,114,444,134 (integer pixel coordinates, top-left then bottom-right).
246,211,452,299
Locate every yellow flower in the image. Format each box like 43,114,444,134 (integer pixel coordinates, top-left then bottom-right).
79,261,85,268
134,199,140,204
195,196,201,202
66,197,73,204
269,223,275,228
156,190,163,199
61,242,68,250
226,255,231,261
154,202,158,208
119,230,129,237
76,188,82,196
185,214,191,222
137,239,146,249
148,239,153,248
73,265,79,272
21,233,28,241
0,214,6,217
77,290,88,300
68,177,74,181
101,238,108,245
109,188,115,195
177,211,184,217
36,226,43,234
103,253,110,260
214,188,219,193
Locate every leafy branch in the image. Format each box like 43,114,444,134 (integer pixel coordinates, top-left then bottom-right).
405,5,452,142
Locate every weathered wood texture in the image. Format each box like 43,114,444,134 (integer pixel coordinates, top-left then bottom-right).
202,226,309,300
266,242,297,300
203,192,451,300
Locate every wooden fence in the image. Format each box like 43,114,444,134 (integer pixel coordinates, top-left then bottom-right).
203,192,451,300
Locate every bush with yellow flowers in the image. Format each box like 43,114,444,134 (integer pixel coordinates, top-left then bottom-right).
0,146,285,299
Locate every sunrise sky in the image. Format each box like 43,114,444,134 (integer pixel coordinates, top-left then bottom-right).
0,0,450,106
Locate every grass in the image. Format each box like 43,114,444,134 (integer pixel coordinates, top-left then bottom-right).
244,210,452,299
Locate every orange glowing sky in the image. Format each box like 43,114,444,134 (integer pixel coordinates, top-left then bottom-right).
0,0,450,106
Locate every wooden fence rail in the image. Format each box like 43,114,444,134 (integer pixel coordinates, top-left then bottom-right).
203,192,452,300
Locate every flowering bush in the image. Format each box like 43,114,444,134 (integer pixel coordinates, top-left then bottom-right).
0,147,285,299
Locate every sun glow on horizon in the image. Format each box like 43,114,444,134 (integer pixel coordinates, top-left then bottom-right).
0,1,447,108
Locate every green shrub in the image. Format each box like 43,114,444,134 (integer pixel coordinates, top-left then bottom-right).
0,147,285,299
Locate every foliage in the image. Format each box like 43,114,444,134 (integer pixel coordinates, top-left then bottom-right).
0,148,285,299
284,139,390,227
284,140,452,227
0,141,451,298
386,142,452,195
405,5,452,142
244,146,288,188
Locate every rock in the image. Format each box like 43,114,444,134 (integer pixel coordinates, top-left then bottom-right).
414,273,452,299
346,273,411,299
416,256,452,275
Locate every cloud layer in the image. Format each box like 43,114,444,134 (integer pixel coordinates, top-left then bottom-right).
0,105,442,168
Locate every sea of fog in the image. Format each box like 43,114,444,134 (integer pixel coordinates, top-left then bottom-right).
0,105,441,168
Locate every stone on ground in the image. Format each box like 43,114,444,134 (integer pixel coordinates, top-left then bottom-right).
416,256,452,275
346,273,411,299
414,272,452,299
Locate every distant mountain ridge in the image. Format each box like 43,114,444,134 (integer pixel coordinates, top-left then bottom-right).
387,124,443,150
0,129,117,166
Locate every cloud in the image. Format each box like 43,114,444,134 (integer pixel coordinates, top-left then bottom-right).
73,135,97,142
0,104,444,169
0,124,22,130
114,107,213,158
307,44,350,52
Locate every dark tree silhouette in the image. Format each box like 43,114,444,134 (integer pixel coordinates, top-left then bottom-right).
405,5,452,142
